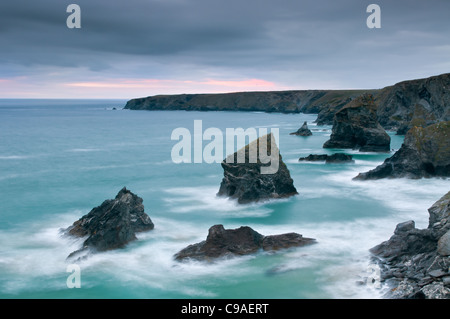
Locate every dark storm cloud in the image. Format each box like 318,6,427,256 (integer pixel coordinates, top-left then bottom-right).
0,0,449,93
0,0,372,64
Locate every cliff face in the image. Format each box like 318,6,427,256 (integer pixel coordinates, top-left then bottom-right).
124,90,367,114
316,73,450,130
375,73,450,131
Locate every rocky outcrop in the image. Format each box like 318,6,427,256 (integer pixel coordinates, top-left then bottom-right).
315,74,450,130
217,133,298,204
323,94,391,152
370,191,450,299
354,121,450,180
174,224,316,262
298,153,354,163
290,121,312,136
65,187,154,258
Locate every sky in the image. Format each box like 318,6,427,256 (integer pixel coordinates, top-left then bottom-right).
0,0,449,99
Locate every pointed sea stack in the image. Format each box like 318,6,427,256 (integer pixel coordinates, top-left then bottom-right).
217,133,297,204
65,187,154,258
323,94,391,152
290,121,312,136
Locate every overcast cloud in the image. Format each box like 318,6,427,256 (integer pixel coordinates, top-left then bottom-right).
0,0,449,98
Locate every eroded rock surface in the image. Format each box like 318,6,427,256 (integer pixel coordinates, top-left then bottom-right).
217,133,298,204
370,191,450,299
64,187,154,259
323,94,391,152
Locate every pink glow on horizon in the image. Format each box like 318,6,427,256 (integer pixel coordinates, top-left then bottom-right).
66,78,280,91
0,77,294,99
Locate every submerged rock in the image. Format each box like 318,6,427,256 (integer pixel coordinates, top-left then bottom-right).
64,187,154,258
299,153,354,163
217,133,298,204
370,191,450,299
323,94,391,152
174,224,316,262
354,121,450,180
290,121,312,136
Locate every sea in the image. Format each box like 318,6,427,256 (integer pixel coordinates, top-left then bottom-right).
0,99,448,299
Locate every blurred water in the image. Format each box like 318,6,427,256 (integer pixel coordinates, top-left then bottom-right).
0,99,447,298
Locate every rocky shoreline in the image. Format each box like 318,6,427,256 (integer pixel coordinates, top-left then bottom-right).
370,192,450,299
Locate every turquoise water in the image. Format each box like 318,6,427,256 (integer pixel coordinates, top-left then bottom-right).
0,99,448,299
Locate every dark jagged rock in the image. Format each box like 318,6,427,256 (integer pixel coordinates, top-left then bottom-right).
370,191,450,299
65,187,154,258
290,121,312,136
323,94,391,152
174,224,316,262
298,153,354,163
354,121,450,180
217,133,298,204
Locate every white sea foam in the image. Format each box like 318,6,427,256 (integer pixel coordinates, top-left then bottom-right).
163,186,274,217
62,216,261,298
66,148,103,153
0,220,82,294
326,167,449,227
0,155,29,160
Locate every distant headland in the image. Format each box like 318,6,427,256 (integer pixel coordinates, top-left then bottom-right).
124,73,450,135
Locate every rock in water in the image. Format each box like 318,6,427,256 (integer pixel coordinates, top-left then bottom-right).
298,153,354,163
290,121,312,136
174,224,316,262
323,93,391,152
354,121,450,180
217,133,298,204
65,187,154,258
370,191,450,299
